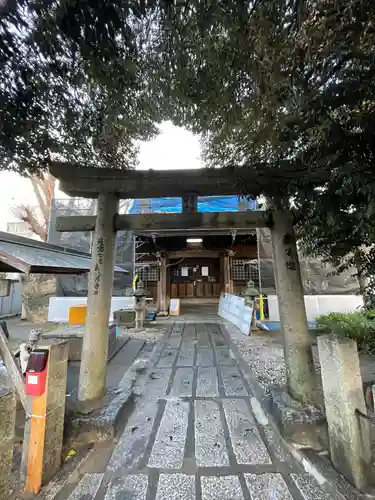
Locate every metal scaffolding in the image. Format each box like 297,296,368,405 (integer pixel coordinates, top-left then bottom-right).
49,197,359,297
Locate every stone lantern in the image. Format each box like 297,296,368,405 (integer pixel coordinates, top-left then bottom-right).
132,279,148,330
242,279,259,306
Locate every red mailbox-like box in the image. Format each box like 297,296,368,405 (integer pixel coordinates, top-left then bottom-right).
25,349,49,397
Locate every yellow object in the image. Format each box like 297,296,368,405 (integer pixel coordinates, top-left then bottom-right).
259,295,265,321
133,272,139,291
65,449,77,461
68,305,87,325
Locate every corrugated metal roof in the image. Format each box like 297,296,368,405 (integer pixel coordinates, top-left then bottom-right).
0,232,128,275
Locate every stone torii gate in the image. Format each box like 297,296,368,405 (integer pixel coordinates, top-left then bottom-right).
50,163,319,410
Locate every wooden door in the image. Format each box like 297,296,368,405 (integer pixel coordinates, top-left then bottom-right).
170,258,220,298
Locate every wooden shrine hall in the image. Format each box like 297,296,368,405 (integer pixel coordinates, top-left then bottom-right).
134,231,260,304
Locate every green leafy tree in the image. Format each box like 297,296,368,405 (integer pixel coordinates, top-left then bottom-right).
295,193,375,295
155,1,375,196
154,0,375,299
0,0,164,175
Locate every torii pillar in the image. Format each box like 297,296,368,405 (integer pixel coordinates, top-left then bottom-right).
270,210,319,405
78,193,119,408
157,254,169,316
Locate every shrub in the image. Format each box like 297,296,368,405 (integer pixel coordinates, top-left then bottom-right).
316,310,375,353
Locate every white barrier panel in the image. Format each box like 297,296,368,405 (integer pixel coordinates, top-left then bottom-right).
218,293,253,336
48,296,134,323
267,294,364,322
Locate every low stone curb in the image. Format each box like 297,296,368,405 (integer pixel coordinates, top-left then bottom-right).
220,323,365,500
64,338,165,449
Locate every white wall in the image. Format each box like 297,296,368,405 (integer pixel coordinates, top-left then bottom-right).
48,296,134,323
267,294,364,322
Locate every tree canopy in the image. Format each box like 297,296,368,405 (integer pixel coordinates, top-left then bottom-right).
2,0,375,194
0,0,164,175
154,1,375,198
1,0,375,227
152,0,375,295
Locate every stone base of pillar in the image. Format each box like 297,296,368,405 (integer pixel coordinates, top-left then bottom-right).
157,310,169,317
270,387,327,450
75,395,107,415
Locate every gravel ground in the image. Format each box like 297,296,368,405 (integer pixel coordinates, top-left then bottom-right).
119,324,166,344
228,327,325,395
233,333,287,394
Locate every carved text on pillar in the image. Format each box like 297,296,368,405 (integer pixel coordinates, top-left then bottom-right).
283,233,297,271
93,237,105,295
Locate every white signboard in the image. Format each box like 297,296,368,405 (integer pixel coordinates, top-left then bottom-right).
169,298,180,316
181,267,189,277
201,266,209,276
218,293,253,336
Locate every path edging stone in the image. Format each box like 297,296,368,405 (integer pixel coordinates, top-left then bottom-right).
64,337,165,448
220,322,364,500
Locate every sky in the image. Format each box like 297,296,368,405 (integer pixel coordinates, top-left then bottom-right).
0,122,202,231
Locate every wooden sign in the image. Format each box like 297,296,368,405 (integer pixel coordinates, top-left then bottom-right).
169,298,180,316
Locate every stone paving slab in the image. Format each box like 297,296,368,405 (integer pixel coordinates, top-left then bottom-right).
222,399,271,465
107,401,159,472
201,475,244,500
211,333,227,347
143,368,172,397
177,344,195,366
290,472,333,500
196,367,219,397
66,321,341,500
170,323,184,337
220,366,249,396
215,346,237,366
156,474,196,500
183,324,196,340
148,400,190,468
165,336,182,349
67,473,103,500
245,473,293,500
197,332,211,347
169,367,194,397
104,474,148,500
195,400,229,467
158,348,179,367
196,347,214,367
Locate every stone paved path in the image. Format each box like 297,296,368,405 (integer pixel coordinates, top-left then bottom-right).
67,322,340,500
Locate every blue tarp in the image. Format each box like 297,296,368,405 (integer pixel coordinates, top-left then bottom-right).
130,196,257,214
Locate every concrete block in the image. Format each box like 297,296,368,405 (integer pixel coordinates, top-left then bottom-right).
317,334,372,490
43,332,83,361
113,309,135,327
